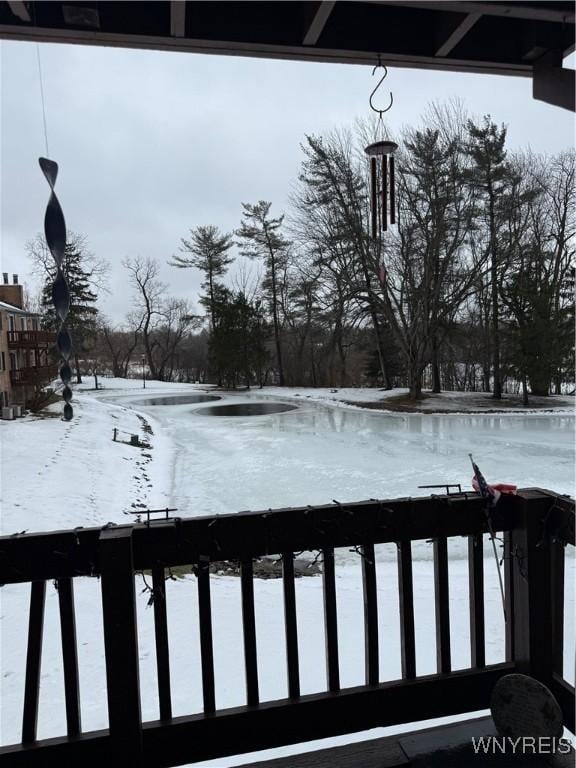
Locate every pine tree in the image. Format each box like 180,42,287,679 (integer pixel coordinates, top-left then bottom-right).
40,237,99,383
209,289,269,387
236,201,289,386
169,225,234,332
463,116,511,399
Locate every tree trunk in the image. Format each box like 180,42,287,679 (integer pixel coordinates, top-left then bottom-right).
554,375,562,396
409,376,422,400
521,375,529,407
431,340,441,394
269,258,285,386
74,354,82,384
488,188,501,400
408,361,424,401
529,370,551,397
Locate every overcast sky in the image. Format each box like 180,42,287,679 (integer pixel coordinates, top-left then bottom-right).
1,40,574,322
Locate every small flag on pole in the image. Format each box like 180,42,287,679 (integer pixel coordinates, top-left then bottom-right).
469,454,499,505
469,454,517,507
469,453,512,622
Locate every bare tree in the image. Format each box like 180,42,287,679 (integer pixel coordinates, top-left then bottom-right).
123,257,166,379
98,317,142,377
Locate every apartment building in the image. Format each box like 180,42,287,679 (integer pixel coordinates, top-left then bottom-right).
0,274,57,409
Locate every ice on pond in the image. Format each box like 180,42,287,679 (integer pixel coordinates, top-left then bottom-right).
128,393,574,527
135,394,221,406
195,402,298,416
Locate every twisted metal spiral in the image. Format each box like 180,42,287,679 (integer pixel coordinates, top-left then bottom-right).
39,157,73,420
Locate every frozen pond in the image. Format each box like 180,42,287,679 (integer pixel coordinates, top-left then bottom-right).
134,393,221,406
123,392,574,521
196,402,298,416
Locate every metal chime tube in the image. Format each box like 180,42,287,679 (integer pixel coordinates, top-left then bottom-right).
370,157,377,239
381,156,388,232
389,156,396,225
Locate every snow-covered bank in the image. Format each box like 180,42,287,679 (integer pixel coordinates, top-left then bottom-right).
256,385,575,415
0,386,175,535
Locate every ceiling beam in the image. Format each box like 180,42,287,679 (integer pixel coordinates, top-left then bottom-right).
170,1,186,38
0,23,533,77
533,51,575,111
533,66,575,111
7,1,30,22
435,12,481,57
369,1,574,24
303,1,336,46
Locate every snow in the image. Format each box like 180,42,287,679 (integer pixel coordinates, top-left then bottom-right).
1,378,574,764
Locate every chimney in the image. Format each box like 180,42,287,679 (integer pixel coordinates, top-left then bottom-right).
0,274,24,308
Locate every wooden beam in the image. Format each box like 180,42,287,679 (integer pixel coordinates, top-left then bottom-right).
372,1,575,24
0,23,534,77
303,1,336,46
170,0,186,38
7,1,30,22
435,12,481,58
533,66,575,111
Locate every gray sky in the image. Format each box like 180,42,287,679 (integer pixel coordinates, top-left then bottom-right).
1,40,574,322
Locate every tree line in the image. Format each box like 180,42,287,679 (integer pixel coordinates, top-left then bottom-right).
29,104,575,402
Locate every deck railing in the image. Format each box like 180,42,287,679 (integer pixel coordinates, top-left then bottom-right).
9,364,59,386
7,330,56,348
0,488,573,767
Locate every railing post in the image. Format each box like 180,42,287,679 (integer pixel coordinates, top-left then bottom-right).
100,525,143,762
508,492,554,684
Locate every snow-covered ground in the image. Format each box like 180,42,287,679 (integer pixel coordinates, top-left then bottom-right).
1,379,574,765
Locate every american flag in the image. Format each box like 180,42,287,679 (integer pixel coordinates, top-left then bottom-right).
469,454,500,505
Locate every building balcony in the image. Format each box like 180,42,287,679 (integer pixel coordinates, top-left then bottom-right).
7,330,56,348
10,364,59,386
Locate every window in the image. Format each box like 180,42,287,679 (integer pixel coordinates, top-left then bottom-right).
0,352,5,371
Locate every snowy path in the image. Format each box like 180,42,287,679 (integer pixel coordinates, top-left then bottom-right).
1,388,174,535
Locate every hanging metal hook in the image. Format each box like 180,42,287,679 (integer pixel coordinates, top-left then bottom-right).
369,62,393,116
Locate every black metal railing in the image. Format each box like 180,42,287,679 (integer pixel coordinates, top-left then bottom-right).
0,489,573,768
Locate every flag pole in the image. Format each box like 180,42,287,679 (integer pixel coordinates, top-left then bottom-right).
469,454,507,623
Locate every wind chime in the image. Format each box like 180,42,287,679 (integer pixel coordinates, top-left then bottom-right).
364,61,398,242
40,157,73,420
36,43,73,420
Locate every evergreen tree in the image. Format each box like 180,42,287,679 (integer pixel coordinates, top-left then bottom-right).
169,225,234,332
236,201,289,385
209,289,269,387
39,235,100,383
463,116,511,399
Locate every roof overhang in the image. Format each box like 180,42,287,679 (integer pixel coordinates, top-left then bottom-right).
1,1,574,110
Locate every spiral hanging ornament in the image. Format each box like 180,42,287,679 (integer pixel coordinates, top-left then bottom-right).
39,157,74,420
